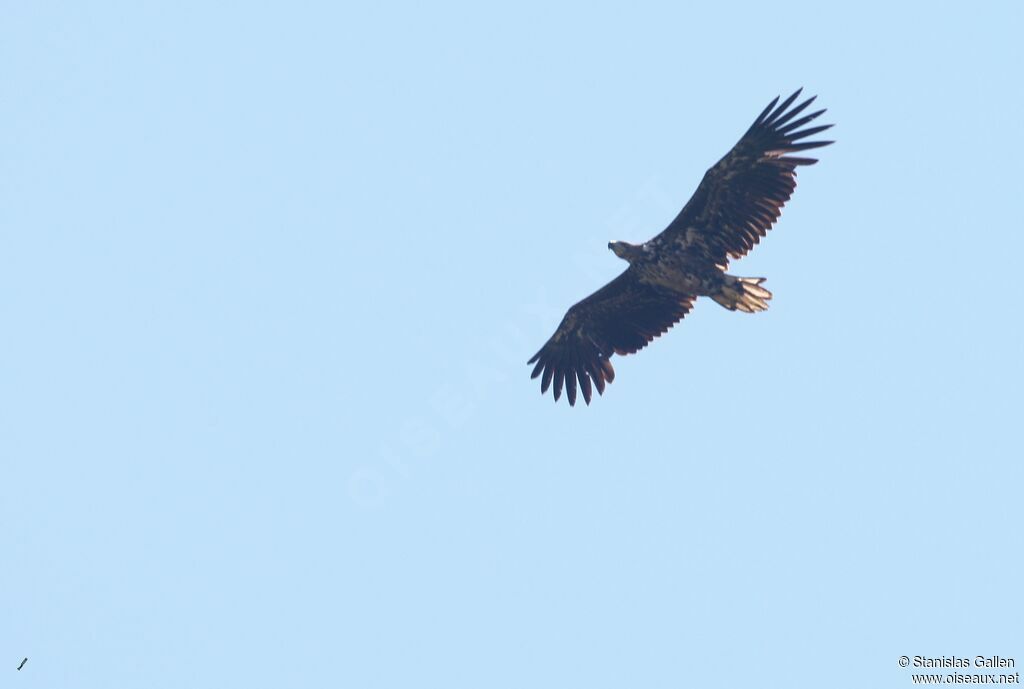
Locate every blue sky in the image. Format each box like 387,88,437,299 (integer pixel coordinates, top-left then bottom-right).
2,2,1022,687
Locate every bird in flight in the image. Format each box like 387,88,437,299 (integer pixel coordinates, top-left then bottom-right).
528,89,833,405
17,658,27,671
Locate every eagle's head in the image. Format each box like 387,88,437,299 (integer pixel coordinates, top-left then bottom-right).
608,240,645,263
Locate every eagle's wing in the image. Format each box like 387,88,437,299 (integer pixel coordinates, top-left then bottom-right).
651,89,833,266
528,269,694,405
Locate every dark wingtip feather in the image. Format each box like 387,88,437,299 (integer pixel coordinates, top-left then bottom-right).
588,363,606,395
788,123,834,141
541,365,554,393
753,95,781,126
765,88,803,125
784,140,834,152
778,109,827,135
579,371,593,405
772,94,816,129
782,156,821,166
778,110,827,136
565,369,577,406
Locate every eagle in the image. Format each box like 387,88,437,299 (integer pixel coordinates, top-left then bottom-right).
528,89,833,405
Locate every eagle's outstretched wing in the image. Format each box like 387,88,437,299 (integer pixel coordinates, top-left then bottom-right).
528,270,694,405
651,89,833,266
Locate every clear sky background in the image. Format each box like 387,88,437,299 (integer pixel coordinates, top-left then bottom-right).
2,2,1022,688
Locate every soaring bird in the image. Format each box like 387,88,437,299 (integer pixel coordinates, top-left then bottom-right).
528,89,832,405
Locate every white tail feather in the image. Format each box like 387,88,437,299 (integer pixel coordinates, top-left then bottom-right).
711,277,772,313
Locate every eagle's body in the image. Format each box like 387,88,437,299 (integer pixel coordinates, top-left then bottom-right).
610,240,762,305
528,89,833,405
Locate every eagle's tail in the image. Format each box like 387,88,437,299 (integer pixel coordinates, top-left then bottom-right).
711,276,772,313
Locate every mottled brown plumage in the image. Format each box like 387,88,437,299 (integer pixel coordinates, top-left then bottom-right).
528,89,833,405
